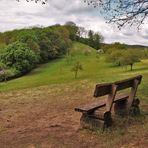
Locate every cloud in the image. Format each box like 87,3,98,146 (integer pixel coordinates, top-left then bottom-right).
0,0,148,46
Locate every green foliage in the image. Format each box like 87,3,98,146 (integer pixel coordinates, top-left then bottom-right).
120,49,141,70
106,49,123,66
65,21,79,40
36,28,71,62
0,42,39,76
17,31,40,54
0,24,73,80
0,62,14,82
103,42,127,53
0,42,147,95
0,42,148,92
106,48,142,70
85,30,102,49
141,49,148,59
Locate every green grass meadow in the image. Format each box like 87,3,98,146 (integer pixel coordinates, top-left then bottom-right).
0,42,148,101
0,42,148,147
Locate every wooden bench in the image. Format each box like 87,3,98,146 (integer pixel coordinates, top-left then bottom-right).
75,75,142,129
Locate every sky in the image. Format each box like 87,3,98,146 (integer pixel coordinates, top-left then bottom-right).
0,0,148,46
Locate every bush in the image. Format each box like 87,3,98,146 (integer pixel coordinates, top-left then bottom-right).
0,62,15,81
0,69,14,82
0,42,39,75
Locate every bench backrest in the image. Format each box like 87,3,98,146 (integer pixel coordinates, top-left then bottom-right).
93,75,142,113
94,75,142,97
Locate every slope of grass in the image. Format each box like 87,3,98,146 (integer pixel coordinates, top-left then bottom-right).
0,42,148,97
0,42,148,148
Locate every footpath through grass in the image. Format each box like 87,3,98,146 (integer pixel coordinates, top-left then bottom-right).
0,42,148,99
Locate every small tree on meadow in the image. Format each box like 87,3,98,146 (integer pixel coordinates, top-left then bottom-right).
71,61,83,78
106,48,142,71
120,49,141,71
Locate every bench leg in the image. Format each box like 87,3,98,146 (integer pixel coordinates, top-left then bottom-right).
103,111,112,128
80,112,112,130
114,98,140,116
129,98,140,116
114,100,127,116
80,113,104,129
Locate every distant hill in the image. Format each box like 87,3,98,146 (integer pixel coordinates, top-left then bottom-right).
126,44,148,49
101,43,148,50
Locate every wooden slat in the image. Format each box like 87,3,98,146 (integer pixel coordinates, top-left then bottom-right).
75,99,106,113
94,75,142,97
115,75,142,91
94,83,112,97
106,84,118,112
126,79,139,113
114,94,129,102
75,94,129,113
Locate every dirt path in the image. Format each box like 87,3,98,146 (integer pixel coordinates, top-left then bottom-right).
0,85,147,148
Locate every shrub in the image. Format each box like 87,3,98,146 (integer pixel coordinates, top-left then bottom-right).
0,69,14,82
0,42,39,75
0,62,14,81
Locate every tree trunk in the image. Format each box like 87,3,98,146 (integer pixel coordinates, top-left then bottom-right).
130,64,133,71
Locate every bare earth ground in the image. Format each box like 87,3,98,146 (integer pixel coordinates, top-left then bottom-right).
0,83,148,148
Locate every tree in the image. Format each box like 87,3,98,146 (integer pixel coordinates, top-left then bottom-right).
88,30,94,47
64,22,79,41
0,42,39,75
71,61,83,78
84,0,148,29
17,31,40,53
77,27,87,38
87,30,102,49
104,42,127,53
93,33,102,49
120,49,141,71
106,48,142,70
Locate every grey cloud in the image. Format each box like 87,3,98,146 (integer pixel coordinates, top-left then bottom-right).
122,32,134,37
0,0,148,46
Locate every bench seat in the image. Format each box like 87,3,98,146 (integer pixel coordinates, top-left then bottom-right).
75,94,129,113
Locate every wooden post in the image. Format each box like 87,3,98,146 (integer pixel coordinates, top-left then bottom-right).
126,79,139,114
106,84,118,112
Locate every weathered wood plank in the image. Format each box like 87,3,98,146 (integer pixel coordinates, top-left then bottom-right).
75,94,129,113
94,75,142,97
126,79,140,113
115,75,142,91
106,84,118,112
94,83,112,97
75,99,106,113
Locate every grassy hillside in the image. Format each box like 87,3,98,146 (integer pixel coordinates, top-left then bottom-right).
0,42,148,96
0,42,148,148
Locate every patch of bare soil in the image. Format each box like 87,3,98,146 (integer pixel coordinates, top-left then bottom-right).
0,85,147,148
